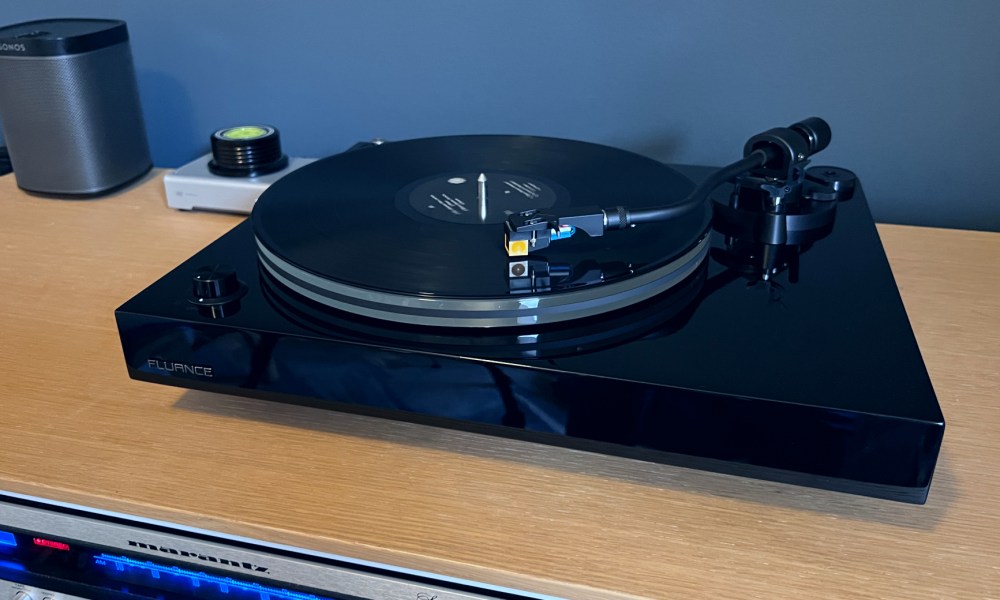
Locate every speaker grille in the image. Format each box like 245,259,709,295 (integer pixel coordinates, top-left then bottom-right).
0,42,151,195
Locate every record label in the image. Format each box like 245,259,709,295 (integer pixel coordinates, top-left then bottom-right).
402,171,563,225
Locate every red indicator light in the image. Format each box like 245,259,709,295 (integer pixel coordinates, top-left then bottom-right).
32,538,70,551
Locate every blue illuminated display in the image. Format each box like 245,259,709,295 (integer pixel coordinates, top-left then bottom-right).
0,559,25,572
0,530,16,547
94,554,335,599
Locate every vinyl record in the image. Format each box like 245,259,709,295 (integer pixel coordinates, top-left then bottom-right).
252,135,711,327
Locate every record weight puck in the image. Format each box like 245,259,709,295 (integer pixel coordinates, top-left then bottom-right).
251,135,711,327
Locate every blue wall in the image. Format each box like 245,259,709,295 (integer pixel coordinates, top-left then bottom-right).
3,1,999,231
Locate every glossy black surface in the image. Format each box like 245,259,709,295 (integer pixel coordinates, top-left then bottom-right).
116,165,944,503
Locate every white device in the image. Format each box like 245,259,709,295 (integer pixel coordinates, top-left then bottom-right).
164,154,316,213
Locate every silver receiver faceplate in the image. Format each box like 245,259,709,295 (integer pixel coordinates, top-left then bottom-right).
0,491,563,600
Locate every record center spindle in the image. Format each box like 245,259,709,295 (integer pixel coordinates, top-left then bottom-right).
478,172,488,221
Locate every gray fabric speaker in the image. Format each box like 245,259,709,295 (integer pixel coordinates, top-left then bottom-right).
0,18,152,196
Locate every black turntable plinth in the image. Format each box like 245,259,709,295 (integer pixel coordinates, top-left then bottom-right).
116,130,944,503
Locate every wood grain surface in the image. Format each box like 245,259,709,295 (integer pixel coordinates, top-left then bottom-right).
1,171,997,599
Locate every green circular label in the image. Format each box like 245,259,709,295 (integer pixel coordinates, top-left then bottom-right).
219,126,269,140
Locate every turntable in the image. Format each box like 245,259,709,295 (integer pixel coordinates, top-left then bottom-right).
116,119,944,503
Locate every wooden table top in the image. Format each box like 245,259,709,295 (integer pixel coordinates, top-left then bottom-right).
1,171,998,599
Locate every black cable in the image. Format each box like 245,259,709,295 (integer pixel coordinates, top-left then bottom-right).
0,146,11,177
